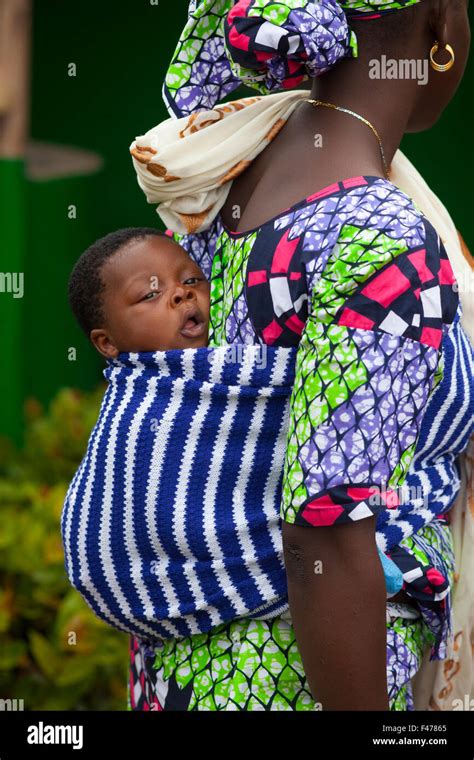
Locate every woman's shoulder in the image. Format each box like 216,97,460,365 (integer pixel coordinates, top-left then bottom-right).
301,175,459,345
294,174,453,263
311,174,434,239
332,175,457,288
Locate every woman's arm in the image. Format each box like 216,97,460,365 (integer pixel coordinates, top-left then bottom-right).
283,517,389,710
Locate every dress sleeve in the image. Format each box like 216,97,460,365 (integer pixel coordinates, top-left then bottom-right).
280,217,459,527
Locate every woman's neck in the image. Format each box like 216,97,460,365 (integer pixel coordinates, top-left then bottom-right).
309,54,420,171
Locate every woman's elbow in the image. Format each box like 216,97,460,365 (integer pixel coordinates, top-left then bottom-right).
281,517,382,587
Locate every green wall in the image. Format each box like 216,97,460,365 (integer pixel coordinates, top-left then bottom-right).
30,0,190,235
0,160,26,444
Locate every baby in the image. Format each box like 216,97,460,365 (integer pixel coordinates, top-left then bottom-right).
68,227,210,358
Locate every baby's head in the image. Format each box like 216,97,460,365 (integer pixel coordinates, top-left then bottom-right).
68,227,210,359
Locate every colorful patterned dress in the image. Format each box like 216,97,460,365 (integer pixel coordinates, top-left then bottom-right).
127,173,473,711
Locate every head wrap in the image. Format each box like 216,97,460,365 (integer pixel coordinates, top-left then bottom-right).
163,0,422,117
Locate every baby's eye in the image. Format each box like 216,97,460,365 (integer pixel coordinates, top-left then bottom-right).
142,291,160,301
184,277,202,284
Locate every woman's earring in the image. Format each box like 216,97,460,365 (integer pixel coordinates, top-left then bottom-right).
430,41,455,72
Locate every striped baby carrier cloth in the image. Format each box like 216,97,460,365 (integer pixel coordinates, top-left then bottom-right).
61,342,454,646
61,344,296,641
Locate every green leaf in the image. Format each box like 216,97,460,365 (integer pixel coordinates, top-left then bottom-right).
0,640,28,670
55,656,95,687
29,631,62,680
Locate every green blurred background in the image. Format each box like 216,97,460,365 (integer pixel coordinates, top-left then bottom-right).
0,0,472,710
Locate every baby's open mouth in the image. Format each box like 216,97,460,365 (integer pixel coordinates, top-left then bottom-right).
180,307,206,339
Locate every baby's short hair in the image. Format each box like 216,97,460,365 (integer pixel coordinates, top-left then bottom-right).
68,227,169,337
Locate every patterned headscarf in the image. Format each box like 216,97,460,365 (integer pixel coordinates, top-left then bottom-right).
163,0,422,117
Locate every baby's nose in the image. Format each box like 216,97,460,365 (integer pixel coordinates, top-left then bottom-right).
172,286,196,304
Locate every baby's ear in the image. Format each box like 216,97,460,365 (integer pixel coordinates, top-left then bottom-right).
90,328,119,360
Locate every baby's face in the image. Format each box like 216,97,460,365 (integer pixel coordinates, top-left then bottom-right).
90,236,210,358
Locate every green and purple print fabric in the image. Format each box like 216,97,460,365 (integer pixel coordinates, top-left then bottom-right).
129,614,426,710
206,177,457,539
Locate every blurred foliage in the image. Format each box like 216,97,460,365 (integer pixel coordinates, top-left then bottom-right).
0,385,130,710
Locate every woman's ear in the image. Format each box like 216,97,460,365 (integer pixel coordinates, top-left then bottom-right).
90,328,120,359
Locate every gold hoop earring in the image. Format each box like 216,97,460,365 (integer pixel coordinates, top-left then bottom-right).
430,41,455,72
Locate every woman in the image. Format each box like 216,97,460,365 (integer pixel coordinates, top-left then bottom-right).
128,0,473,710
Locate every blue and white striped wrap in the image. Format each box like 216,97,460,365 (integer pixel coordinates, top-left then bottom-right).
61,344,296,641
61,329,470,643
